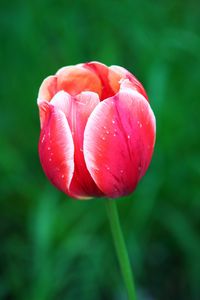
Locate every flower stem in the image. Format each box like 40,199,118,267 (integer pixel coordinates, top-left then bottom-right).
106,200,137,300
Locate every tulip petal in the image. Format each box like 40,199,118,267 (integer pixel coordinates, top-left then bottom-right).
56,65,102,98
38,75,57,103
84,90,156,198
83,62,121,100
110,65,148,100
39,104,75,197
51,91,104,198
38,101,49,129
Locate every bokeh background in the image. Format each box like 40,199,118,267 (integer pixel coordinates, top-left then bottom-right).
0,0,200,299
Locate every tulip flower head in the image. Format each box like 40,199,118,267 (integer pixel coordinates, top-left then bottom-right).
37,62,156,199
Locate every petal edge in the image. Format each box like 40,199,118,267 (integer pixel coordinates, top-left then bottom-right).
39,105,75,196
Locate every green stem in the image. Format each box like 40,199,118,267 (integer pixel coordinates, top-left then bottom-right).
106,200,137,300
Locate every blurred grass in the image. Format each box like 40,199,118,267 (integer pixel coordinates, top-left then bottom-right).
0,0,200,299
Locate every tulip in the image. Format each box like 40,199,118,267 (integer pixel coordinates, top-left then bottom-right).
37,62,156,300
37,61,156,200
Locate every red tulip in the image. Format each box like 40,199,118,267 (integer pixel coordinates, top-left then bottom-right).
38,62,156,199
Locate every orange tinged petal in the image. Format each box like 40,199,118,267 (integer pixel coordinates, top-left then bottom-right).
56,65,102,98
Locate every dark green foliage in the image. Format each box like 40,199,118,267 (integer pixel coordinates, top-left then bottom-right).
0,0,200,299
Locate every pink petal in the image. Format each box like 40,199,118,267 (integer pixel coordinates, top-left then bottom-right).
52,91,104,198
38,101,49,129
37,76,58,128
38,90,73,130
83,90,156,198
83,62,120,100
38,104,75,197
110,65,148,100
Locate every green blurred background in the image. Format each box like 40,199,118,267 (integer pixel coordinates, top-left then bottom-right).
0,0,200,299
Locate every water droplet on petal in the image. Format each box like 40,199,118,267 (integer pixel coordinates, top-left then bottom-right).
61,174,65,179
102,136,106,141
112,120,115,124
47,147,50,150
106,130,109,134
41,135,45,143
49,158,52,162
127,135,130,139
